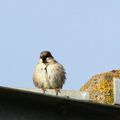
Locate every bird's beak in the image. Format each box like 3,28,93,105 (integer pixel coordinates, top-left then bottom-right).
40,55,44,59
40,56,47,63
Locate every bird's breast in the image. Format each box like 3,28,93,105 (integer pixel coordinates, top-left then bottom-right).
33,62,66,89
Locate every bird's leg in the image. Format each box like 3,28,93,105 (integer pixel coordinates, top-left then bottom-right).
55,88,61,96
41,88,47,94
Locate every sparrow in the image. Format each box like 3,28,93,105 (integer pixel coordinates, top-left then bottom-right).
32,51,66,95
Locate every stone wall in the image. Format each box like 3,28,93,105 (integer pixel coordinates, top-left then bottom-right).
80,69,120,104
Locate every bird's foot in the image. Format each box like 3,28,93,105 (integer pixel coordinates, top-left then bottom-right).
42,88,47,94
55,88,61,96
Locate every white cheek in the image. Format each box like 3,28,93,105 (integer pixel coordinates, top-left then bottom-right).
46,58,49,60
46,58,50,62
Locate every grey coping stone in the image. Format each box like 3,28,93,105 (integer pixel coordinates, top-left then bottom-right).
113,78,120,105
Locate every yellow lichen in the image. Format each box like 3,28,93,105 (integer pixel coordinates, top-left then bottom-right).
80,69,120,104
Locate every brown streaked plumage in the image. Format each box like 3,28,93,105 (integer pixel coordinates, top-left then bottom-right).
32,51,66,95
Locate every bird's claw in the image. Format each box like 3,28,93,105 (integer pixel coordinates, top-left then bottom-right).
55,88,61,96
42,88,47,94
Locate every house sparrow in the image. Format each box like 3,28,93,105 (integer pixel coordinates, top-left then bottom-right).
32,51,66,95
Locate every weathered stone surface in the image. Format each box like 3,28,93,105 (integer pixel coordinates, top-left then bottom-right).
80,69,120,104
113,78,120,105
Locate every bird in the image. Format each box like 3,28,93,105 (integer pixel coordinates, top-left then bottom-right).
32,51,66,95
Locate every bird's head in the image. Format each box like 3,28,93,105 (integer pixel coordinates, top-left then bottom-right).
40,51,54,63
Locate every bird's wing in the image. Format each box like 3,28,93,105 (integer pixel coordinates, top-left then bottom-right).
47,61,66,88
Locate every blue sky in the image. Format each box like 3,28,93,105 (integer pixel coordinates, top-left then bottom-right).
0,0,120,90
